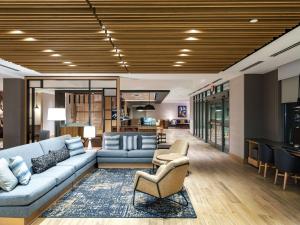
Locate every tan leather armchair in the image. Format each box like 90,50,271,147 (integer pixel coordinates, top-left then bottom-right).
133,157,189,206
152,140,189,168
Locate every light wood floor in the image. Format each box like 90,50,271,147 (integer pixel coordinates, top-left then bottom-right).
34,129,300,225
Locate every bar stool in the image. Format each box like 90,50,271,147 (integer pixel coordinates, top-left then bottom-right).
258,144,274,178
274,148,300,190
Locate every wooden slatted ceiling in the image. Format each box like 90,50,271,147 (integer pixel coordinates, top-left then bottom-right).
0,1,299,73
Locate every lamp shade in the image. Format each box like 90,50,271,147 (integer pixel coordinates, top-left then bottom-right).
84,126,96,138
47,108,66,121
144,104,155,111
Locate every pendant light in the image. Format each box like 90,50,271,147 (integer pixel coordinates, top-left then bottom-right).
144,92,155,111
136,106,144,112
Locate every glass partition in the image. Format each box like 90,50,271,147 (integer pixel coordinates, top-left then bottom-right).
26,77,120,144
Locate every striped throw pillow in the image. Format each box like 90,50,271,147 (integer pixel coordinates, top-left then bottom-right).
104,135,120,150
141,135,157,150
9,156,32,185
123,136,138,150
65,137,85,157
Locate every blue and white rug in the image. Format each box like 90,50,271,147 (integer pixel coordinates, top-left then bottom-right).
42,169,197,218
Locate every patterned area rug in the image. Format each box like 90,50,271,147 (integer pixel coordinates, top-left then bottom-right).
42,169,197,218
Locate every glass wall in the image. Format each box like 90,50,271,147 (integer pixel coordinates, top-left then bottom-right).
192,82,229,152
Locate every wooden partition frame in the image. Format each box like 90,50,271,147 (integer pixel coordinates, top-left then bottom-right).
24,76,120,143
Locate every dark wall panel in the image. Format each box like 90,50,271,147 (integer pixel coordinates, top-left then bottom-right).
3,78,25,148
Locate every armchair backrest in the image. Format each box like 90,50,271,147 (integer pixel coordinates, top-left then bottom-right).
258,144,274,164
170,140,189,155
157,157,189,198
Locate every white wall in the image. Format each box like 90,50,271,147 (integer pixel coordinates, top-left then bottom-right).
42,93,55,136
229,75,245,159
144,103,190,120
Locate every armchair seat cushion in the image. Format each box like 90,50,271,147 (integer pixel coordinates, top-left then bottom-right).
34,165,75,185
0,176,56,206
128,150,155,158
97,150,128,158
57,151,96,171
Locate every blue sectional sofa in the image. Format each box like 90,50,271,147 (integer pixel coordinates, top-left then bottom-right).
0,135,96,222
97,132,156,164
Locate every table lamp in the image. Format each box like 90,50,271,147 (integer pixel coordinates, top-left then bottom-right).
84,126,96,150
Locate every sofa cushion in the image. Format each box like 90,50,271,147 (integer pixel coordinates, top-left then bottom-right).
0,143,44,172
65,137,85,157
9,156,32,185
127,150,155,158
49,147,70,163
0,175,56,206
97,150,128,158
57,151,96,171
39,135,71,154
31,153,57,174
103,135,120,150
0,158,18,192
34,165,75,185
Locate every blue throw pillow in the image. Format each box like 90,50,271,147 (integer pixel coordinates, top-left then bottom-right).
0,158,18,191
65,137,85,157
123,136,138,150
141,135,157,150
104,135,120,150
9,156,32,185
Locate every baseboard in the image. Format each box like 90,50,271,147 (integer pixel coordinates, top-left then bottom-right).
98,163,152,168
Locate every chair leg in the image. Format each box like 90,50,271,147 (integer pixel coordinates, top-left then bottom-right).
258,161,262,174
263,163,268,178
165,190,189,207
283,172,288,190
274,169,278,184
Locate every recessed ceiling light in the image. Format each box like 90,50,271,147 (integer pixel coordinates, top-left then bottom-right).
180,49,191,52
185,29,202,34
98,30,114,34
8,30,24,34
173,64,182,67
120,64,129,67
51,53,61,57
68,64,77,67
250,18,258,23
42,49,54,53
179,54,189,57
118,61,127,64
111,48,121,53
113,54,124,57
63,61,72,64
104,38,117,41
175,61,185,64
184,37,199,41
23,37,37,41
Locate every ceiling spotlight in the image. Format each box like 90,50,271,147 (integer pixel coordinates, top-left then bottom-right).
185,29,202,33
102,25,106,30
173,64,182,67
104,37,116,41
175,61,185,64
8,30,24,34
249,18,258,23
179,54,189,57
51,53,61,57
98,30,114,34
68,64,77,67
185,37,199,41
113,53,124,57
118,61,127,64
180,49,191,52
23,37,37,41
63,61,72,64
42,49,54,53
120,64,129,67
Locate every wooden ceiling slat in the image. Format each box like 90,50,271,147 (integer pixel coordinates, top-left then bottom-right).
0,0,299,73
